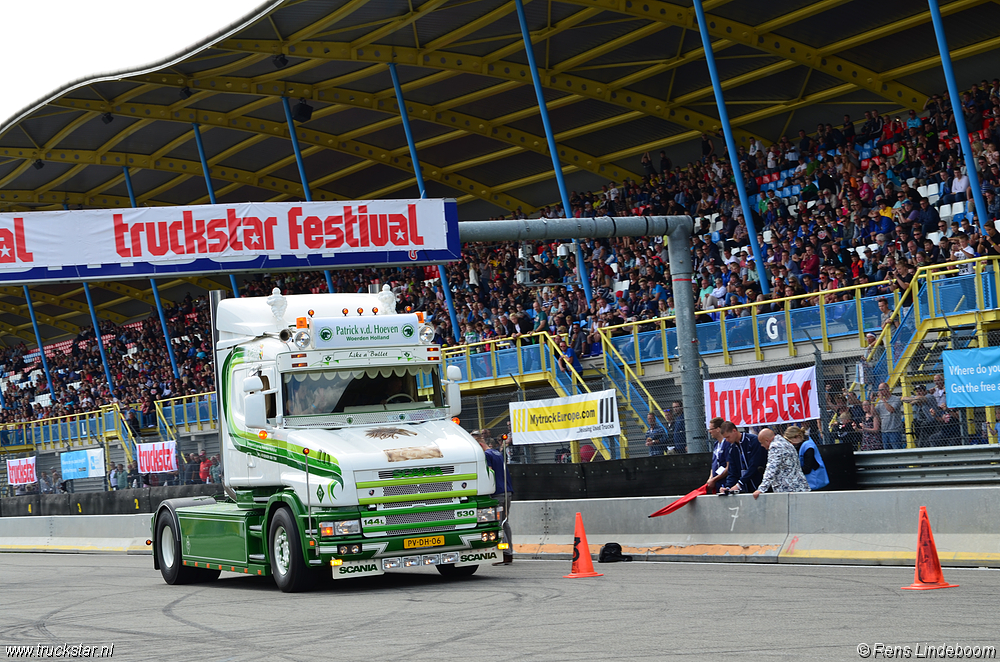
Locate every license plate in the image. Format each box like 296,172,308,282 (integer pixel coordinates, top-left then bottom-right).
403,535,444,549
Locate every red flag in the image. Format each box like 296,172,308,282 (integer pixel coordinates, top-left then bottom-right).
648,485,708,518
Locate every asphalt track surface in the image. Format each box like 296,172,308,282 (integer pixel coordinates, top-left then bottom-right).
1,554,997,662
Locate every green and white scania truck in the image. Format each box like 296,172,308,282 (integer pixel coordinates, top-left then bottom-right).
151,287,504,592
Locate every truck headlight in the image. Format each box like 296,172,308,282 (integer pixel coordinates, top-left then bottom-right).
334,520,361,535
319,522,335,537
477,507,497,523
419,325,435,343
293,329,311,349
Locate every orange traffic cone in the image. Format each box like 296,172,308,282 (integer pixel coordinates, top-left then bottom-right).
563,512,603,579
901,506,958,591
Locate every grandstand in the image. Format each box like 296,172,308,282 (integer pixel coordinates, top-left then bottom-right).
2,0,1000,492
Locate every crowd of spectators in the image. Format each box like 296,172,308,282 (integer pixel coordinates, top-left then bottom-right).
2,77,999,442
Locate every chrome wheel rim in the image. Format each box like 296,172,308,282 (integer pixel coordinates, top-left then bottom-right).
160,523,175,568
274,526,290,576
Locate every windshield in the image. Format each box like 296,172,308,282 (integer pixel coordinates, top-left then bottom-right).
281,365,442,416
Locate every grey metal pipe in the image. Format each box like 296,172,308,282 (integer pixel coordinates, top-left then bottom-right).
663,218,705,453
458,215,689,243
459,214,704,452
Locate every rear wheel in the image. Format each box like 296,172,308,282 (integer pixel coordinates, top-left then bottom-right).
269,507,311,593
436,563,478,578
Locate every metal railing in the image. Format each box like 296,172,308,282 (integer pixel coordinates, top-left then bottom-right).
855,445,1000,487
594,278,894,375
155,392,218,435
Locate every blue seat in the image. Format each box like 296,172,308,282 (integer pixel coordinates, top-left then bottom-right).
791,185,801,195
860,149,871,159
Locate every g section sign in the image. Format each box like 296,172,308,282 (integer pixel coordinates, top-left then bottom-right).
0,199,459,283
509,389,620,445
943,348,1000,408
704,366,818,427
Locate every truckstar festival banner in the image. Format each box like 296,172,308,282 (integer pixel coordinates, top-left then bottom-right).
6,456,37,485
0,199,459,284
704,366,819,427
136,441,178,474
509,389,620,445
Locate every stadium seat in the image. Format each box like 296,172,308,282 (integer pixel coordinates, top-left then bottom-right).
927,232,942,245
763,230,773,243
860,150,872,159
791,185,801,195
917,185,929,197
928,194,940,206
907,177,917,187
868,243,879,254
861,159,870,170
940,204,955,222
856,246,868,259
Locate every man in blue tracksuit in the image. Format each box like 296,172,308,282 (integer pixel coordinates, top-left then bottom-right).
720,421,768,494
477,431,513,565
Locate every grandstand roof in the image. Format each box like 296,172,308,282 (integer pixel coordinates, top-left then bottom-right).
0,0,998,344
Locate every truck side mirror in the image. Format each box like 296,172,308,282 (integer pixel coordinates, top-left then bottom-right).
243,376,264,393
446,366,462,417
245,393,266,430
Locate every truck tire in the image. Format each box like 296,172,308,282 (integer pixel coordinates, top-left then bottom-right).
436,563,478,578
155,513,200,585
269,507,311,593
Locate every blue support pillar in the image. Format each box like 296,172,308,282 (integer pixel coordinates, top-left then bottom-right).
229,274,240,298
280,97,335,295
191,123,217,205
83,282,115,397
23,287,53,395
928,0,989,233
691,0,770,294
122,165,180,378
122,166,137,208
513,0,593,306
389,63,462,343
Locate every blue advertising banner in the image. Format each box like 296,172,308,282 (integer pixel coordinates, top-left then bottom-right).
60,448,105,479
942,347,1000,408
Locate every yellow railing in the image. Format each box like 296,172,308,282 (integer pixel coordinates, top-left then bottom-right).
594,276,894,374
155,392,219,435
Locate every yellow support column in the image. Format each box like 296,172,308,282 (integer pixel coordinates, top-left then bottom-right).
632,324,644,376
901,375,914,448
720,313,731,365
660,318,671,372
855,289,866,347
752,304,763,361
477,396,485,431
818,293,831,352
784,300,797,357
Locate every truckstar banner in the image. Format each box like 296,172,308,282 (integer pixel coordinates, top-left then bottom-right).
704,366,818,427
136,441,178,474
60,448,106,479
0,199,459,283
6,456,37,485
509,389,620,445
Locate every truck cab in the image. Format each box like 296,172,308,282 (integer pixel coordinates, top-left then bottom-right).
152,287,504,591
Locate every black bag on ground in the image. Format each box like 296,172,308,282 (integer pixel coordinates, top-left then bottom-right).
598,542,632,563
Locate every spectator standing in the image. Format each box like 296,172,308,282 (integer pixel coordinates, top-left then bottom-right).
705,417,729,493
720,421,767,494
644,412,669,456
475,431,513,565
875,382,905,449
116,464,127,491
669,401,686,454
753,428,810,498
860,400,882,451
786,425,830,490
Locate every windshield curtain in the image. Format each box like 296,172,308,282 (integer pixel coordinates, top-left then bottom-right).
282,365,442,416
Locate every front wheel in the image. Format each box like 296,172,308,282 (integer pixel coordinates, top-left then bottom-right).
269,507,311,593
436,563,478,578
155,513,220,584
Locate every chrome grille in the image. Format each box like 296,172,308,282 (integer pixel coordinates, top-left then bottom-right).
385,511,457,526
378,466,455,480
383,482,454,496
379,497,455,509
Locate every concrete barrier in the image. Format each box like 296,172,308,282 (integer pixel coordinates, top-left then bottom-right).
4,487,999,566
0,514,151,554
511,486,1000,567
